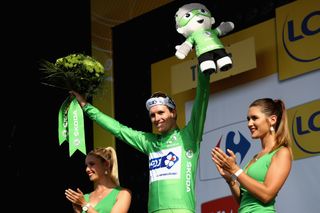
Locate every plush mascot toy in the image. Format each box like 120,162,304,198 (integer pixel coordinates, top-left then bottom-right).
175,3,234,75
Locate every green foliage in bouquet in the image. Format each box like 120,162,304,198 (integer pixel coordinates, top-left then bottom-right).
40,53,105,96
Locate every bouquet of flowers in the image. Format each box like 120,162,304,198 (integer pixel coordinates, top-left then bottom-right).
40,53,106,157
40,53,105,96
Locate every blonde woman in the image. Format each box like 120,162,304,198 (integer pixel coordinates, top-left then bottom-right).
65,147,131,213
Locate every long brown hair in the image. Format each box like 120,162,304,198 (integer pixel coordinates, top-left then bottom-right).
249,98,292,155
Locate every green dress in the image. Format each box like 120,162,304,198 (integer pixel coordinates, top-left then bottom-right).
239,148,282,213
83,186,121,213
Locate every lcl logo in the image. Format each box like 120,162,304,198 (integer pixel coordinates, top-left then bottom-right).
282,10,320,62
292,109,320,154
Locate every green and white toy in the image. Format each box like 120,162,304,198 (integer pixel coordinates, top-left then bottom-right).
175,3,234,75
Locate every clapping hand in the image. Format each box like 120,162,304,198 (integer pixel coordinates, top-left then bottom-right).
211,147,239,176
65,188,86,211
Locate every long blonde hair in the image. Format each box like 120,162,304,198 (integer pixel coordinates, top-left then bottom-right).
88,147,120,186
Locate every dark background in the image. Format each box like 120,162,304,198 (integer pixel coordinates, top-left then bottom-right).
6,0,93,211
6,0,294,212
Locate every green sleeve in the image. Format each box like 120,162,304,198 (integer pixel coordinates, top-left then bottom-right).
82,103,155,154
187,69,210,143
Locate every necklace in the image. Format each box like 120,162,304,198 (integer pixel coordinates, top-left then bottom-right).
253,153,261,161
254,151,267,161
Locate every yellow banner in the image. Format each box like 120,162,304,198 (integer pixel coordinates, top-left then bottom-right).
151,19,277,127
287,99,320,160
92,50,115,149
276,0,320,80
171,37,256,95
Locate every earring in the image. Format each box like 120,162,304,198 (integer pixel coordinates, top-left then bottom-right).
270,126,275,132
104,170,108,175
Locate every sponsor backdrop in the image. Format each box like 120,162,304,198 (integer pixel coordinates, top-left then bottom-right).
192,72,319,213
152,0,319,212
276,0,320,80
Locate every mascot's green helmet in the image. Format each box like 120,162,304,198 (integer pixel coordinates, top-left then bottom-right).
175,3,209,28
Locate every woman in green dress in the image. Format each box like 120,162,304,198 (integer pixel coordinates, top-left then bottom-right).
65,147,132,213
211,98,293,213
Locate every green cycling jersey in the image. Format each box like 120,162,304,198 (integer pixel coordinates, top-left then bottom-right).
83,70,210,212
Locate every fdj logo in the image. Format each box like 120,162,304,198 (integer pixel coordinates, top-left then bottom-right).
292,109,320,154
216,131,251,165
149,152,179,170
283,10,320,62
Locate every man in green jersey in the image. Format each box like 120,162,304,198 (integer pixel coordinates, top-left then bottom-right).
70,68,210,213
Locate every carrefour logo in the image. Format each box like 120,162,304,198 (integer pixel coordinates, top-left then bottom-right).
199,120,260,180
149,151,179,170
281,7,320,62
215,131,251,165
289,99,320,159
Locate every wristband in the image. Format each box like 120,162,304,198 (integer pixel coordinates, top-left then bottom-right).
82,203,91,212
231,168,243,181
